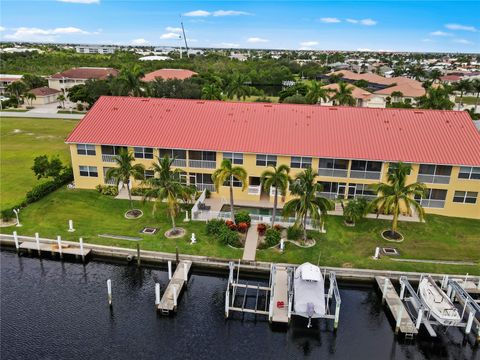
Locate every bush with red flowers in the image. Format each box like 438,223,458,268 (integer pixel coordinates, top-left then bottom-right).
225,219,237,231
257,223,267,236
237,222,249,233
273,224,283,232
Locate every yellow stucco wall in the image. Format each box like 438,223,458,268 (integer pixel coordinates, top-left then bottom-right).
69,144,480,220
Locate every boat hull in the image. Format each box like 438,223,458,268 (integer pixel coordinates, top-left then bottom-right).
419,277,461,327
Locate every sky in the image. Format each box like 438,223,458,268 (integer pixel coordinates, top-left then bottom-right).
0,1,479,53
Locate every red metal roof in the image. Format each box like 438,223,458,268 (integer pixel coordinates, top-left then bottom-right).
142,69,198,82
66,96,480,166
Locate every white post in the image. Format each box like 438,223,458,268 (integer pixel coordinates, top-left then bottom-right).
464,273,469,288
395,306,403,334
183,262,188,282
35,232,41,256
400,282,406,300
13,231,19,252
155,283,160,305
447,285,452,298
57,235,63,259
334,303,340,330
172,285,177,308
280,239,285,252
184,210,190,222
168,261,172,280
79,237,84,262
465,311,474,334
13,209,21,227
225,290,229,318
374,247,380,260
320,221,326,233
68,219,75,232
107,279,112,306
190,233,196,244
415,309,423,329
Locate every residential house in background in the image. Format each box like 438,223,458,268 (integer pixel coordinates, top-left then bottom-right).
48,67,119,92
0,74,23,95
28,87,62,105
142,69,198,82
66,96,480,220
319,83,386,108
75,46,116,54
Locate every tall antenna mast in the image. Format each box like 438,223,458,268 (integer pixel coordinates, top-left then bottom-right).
180,19,189,58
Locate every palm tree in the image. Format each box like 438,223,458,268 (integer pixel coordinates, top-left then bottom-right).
201,83,223,100
119,65,145,97
331,82,356,106
225,73,252,100
260,164,290,227
469,78,480,113
6,81,27,101
429,69,442,83
305,81,330,104
408,65,426,81
212,159,247,223
455,79,473,110
391,91,403,103
24,92,36,107
343,198,368,226
57,94,66,108
368,162,426,238
143,156,191,233
106,149,145,210
283,168,334,241
416,86,454,110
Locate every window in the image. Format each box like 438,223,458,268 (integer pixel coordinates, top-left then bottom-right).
453,191,478,204
350,160,382,179
291,156,312,169
159,148,187,159
318,158,349,177
418,164,452,184
134,147,153,159
224,177,243,188
79,166,98,177
194,173,214,185
144,170,154,179
347,183,377,200
77,144,96,156
318,181,346,199
101,145,126,155
256,154,277,167
415,188,447,208
223,152,244,165
458,166,480,180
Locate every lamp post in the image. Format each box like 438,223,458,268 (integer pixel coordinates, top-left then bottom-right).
13,208,21,227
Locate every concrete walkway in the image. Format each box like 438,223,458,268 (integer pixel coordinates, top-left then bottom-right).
242,226,258,261
1,111,84,120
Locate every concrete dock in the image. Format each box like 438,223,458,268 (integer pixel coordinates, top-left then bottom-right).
270,265,289,323
19,241,91,257
158,260,192,314
376,276,418,336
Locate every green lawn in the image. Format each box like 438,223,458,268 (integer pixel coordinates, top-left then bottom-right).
9,188,480,275
0,117,78,209
455,96,478,105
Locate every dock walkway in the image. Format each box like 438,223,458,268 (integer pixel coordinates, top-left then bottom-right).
242,227,258,261
376,276,418,335
158,260,192,314
270,265,289,323
19,241,90,257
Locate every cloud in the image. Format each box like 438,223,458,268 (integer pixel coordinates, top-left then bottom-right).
247,37,268,43
346,19,358,24
213,10,251,16
216,42,240,48
422,38,434,43
300,41,319,47
184,10,210,17
0,26,5,32
357,48,372,51
4,26,94,41
453,39,473,45
184,9,250,17
57,0,99,3
445,23,477,32
160,32,181,40
430,31,451,36
359,18,377,26
166,27,183,34
131,38,149,45
320,17,341,23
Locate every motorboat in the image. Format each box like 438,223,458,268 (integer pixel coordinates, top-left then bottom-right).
418,276,461,326
293,262,325,327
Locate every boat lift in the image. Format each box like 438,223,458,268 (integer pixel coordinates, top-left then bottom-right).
225,261,341,329
399,276,480,341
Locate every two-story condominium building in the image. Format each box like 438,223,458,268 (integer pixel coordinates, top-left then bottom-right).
66,96,480,220
48,67,119,92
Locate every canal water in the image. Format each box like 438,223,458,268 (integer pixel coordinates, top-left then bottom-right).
1,251,478,360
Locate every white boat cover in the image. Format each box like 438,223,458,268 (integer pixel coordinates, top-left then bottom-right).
293,263,326,318
419,276,461,326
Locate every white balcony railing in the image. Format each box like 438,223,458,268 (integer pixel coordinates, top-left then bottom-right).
417,199,446,208
104,177,116,185
349,170,381,180
189,160,216,169
102,154,117,163
270,186,283,197
317,191,338,200
318,168,348,178
248,185,261,195
195,183,216,192
172,159,187,167
417,174,450,184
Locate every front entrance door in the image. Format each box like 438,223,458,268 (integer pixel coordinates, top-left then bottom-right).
347,185,356,199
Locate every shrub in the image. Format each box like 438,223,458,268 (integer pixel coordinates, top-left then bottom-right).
205,189,211,198
218,225,240,246
237,222,249,233
343,198,368,224
1,208,15,221
131,187,151,196
287,226,302,240
206,219,225,235
234,211,251,226
264,228,281,247
96,184,119,196
257,223,267,236
225,219,237,231
25,181,58,203
77,103,84,111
